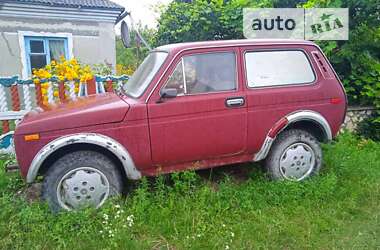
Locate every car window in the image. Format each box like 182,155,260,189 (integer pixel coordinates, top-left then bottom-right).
123,51,168,98
245,50,315,88
165,61,185,95
163,52,236,95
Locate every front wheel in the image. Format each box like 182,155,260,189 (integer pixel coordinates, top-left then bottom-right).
42,151,123,212
265,129,322,181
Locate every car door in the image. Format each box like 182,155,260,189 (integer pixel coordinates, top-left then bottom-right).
148,48,247,165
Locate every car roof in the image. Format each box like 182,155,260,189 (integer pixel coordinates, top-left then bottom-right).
155,39,316,53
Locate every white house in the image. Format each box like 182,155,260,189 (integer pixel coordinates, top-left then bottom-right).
0,0,125,78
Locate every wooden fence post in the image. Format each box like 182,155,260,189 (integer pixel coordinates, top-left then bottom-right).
106,79,113,92
87,77,97,95
58,81,66,103
10,85,20,111
35,83,43,107
0,85,9,133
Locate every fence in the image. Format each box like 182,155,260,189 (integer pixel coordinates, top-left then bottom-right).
0,75,129,153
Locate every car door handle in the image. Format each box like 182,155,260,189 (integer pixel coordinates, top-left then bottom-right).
225,97,245,107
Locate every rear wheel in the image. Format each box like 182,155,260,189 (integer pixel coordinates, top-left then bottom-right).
265,129,322,181
42,151,123,212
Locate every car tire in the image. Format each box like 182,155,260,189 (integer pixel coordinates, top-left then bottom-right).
265,129,322,181
42,150,123,212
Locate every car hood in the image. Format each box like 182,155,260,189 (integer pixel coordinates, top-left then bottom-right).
15,93,130,135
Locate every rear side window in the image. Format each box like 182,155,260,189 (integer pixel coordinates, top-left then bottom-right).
163,52,236,95
245,50,315,88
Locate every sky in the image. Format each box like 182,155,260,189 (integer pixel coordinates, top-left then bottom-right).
110,0,173,30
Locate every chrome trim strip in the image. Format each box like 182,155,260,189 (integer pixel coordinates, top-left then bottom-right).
253,136,274,162
253,110,332,162
286,110,332,140
181,58,187,94
26,133,141,183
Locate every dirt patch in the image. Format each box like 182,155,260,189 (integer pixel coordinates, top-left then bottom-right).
16,183,42,203
196,162,263,184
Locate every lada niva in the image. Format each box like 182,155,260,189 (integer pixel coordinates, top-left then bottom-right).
14,39,347,211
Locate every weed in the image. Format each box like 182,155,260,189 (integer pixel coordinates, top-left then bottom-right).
0,133,379,249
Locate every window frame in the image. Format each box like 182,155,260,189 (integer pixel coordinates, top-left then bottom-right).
243,48,317,89
123,51,169,99
161,51,239,97
19,31,73,79
25,36,69,76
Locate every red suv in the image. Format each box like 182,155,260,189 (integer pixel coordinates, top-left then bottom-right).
14,39,347,211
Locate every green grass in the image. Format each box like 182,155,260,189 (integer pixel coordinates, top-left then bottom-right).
1,133,380,249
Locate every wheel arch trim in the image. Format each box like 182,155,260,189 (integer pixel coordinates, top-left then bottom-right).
253,110,332,162
26,133,142,183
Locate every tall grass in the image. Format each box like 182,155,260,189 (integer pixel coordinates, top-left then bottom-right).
0,133,379,249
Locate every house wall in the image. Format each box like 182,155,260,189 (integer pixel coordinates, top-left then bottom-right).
0,16,117,78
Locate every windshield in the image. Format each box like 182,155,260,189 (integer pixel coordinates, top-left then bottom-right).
123,51,168,98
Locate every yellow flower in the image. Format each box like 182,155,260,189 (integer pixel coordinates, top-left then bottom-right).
41,88,47,95
53,90,59,97
70,58,78,65
65,71,74,81
58,75,65,82
33,79,40,84
72,71,79,79
41,83,49,88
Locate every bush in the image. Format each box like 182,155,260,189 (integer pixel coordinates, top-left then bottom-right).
356,113,380,141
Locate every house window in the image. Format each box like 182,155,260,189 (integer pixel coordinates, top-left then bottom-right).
25,37,68,75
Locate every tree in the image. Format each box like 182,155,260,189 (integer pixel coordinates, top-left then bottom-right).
154,0,273,46
116,24,155,73
303,0,380,109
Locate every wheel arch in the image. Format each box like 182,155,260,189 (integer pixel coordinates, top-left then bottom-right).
26,133,141,183
253,110,332,162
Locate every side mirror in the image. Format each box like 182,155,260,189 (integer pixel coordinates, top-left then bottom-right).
160,88,177,98
157,88,177,103
121,20,131,48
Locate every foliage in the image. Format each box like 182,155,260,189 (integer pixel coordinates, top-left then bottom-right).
154,0,272,46
116,64,136,76
116,24,156,73
356,113,380,141
0,133,380,249
91,63,113,76
303,0,380,120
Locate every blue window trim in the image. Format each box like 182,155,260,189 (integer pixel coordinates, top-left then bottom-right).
25,36,69,75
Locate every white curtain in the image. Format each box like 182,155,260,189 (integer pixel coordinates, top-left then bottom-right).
49,40,66,61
